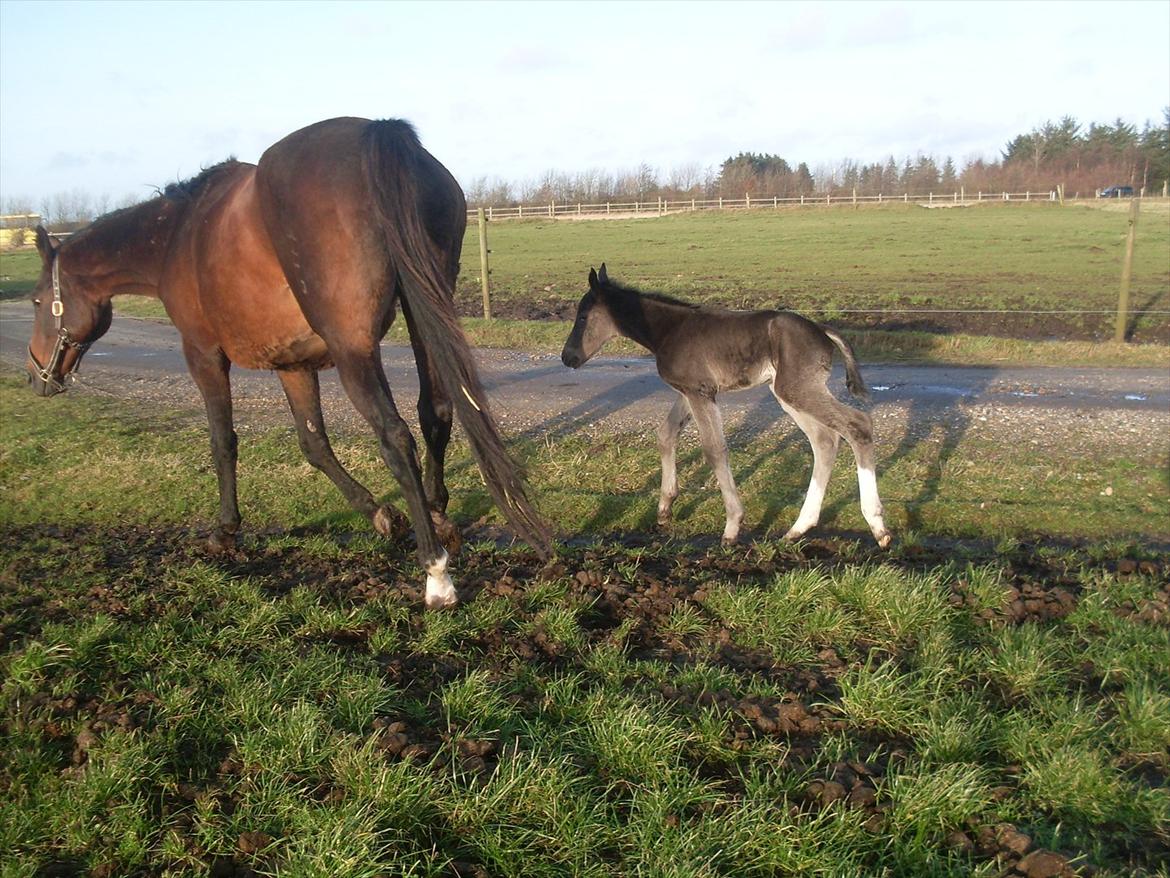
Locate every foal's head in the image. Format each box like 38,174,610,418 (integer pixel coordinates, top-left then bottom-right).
25,227,112,397
561,264,620,369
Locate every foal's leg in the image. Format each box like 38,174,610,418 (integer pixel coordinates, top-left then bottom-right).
774,396,840,540
183,344,240,551
685,392,744,544
779,386,891,548
277,369,409,539
657,394,692,526
333,348,458,608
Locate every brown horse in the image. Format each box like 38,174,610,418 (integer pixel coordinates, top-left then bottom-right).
561,265,891,548
24,117,549,606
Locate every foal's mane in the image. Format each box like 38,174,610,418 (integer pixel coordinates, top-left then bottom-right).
598,277,701,311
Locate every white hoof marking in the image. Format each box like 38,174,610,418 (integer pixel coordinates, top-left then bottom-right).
424,551,458,609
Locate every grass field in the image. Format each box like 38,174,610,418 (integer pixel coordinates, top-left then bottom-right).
450,201,1170,343
1,375,1168,877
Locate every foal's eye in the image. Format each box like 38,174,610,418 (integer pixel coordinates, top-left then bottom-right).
32,298,41,306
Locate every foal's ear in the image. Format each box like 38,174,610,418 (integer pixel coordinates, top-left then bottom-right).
598,263,608,284
588,267,599,289
35,225,59,262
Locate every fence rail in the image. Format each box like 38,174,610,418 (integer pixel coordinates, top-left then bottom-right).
467,189,1168,221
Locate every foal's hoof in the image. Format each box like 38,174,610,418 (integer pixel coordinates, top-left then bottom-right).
875,530,893,550
431,511,464,557
372,505,411,541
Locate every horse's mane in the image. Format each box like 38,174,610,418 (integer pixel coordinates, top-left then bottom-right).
161,159,240,202
64,160,242,253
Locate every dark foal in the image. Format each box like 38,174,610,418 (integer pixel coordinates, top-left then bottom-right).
24,118,548,606
561,265,891,547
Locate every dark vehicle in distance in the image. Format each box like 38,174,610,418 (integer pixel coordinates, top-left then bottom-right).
1099,186,1134,198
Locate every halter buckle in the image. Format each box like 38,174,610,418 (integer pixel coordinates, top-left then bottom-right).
51,300,64,318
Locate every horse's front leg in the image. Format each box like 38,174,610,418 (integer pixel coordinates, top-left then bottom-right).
657,395,692,526
685,392,744,544
277,369,410,540
183,344,240,552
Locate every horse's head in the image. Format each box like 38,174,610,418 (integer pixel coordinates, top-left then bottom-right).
26,226,112,396
561,264,619,369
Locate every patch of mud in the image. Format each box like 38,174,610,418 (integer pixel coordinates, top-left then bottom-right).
3,523,1168,876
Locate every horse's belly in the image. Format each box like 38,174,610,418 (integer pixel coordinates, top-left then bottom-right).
216,299,333,371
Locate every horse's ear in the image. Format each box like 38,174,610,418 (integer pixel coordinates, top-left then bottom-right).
34,225,59,262
598,263,608,284
588,267,599,289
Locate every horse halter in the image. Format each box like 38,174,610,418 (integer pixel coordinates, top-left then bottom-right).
28,254,91,392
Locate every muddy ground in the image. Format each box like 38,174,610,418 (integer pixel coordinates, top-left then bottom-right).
3,521,1167,877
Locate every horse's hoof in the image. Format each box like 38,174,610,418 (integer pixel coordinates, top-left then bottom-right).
431,511,463,556
425,559,459,610
875,531,893,549
373,505,411,540
206,529,237,554
721,534,739,547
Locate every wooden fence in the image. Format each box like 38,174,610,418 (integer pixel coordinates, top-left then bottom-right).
467,190,1072,221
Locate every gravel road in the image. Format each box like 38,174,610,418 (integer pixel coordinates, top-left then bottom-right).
2,303,1167,458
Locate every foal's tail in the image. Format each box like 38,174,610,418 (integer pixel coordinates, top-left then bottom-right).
823,327,869,400
361,119,551,556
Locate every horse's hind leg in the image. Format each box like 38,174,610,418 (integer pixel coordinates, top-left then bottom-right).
775,397,840,540
657,394,692,526
277,369,409,539
400,298,461,553
777,384,891,548
183,343,240,552
332,348,457,608
685,392,744,544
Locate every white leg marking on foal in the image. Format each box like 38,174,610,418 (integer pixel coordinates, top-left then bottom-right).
857,466,891,546
425,551,458,609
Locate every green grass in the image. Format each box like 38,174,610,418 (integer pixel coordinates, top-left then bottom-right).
457,201,1169,333
2,373,1169,875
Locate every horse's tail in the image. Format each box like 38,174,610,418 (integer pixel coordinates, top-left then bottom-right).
823,327,869,400
360,119,551,556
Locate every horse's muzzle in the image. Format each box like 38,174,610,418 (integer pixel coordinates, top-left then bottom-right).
561,349,583,369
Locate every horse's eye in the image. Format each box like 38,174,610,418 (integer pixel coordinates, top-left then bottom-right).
33,298,41,306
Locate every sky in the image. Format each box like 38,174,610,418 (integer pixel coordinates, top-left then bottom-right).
1,0,1168,208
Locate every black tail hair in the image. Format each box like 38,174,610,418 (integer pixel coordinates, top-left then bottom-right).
361,120,551,555
823,327,869,400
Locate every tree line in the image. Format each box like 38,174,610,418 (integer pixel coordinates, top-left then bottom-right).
4,112,1167,229
465,111,1169,207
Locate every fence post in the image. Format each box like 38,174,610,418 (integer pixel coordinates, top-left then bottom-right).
477,208,491,320
903,192,908,203
1115,198,1140,343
